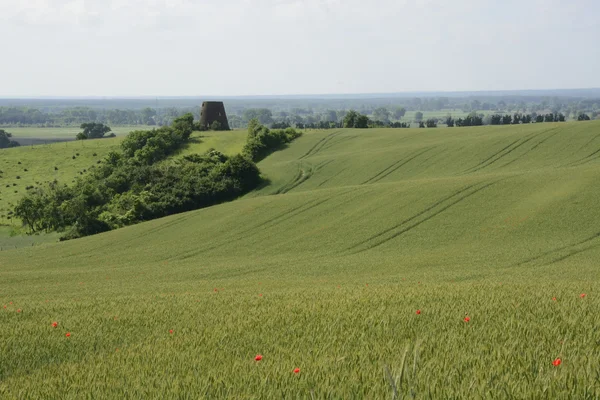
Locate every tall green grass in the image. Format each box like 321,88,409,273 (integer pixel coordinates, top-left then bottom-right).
1,121,600,397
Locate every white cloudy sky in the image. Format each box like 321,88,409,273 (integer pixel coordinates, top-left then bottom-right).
0,0,598,96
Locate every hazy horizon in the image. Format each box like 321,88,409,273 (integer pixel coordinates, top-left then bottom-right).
2,0,599,97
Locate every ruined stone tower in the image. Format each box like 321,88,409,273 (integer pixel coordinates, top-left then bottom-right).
199,101,230,131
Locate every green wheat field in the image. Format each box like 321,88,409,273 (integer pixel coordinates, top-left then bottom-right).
1,121,600,398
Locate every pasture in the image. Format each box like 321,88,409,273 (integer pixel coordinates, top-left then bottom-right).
1,121,600,397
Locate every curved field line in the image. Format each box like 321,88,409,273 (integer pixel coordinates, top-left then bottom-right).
351,180,500,254
466,130,550,174
462,139,521,174
299,130,344,160
545,243,600,265
362,147,434,185
368,147,436,184
510,231,600,268
498,128,562,169
317,168,347,187
347,182,483,251
568,148,600,167
174,189,355,260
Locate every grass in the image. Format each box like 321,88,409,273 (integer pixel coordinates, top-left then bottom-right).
3,126,154,140
1,121,600,397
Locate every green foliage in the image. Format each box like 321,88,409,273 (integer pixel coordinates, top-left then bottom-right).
242,119,302,162
343,110,370,129
77,123,113,140
0,129,20,149
120,113,194,165
14,113,262,239
578,113,591,121
426,118,437,128
414,111,424,122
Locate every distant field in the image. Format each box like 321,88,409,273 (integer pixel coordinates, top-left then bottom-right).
1,121,600,397
3,126,153,142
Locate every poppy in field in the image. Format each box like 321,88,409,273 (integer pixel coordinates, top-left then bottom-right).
169,329,174,334
552,297,557,301
580,293,586,298
255,354,263,361
416,309,421,315
16,309,21,313
293,368,300,374
259,294,263,297
65,332,71,338
52,322,58,328
463,316,471,322
214,288,218,292
552,358,561,366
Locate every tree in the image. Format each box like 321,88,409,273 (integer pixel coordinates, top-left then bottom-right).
445,116,455,127
373,107,390,123
343,110,359,128
578,113,591,121
354,114,370,129
392,107,406,120
426,118,437,128
414,111,424,122
0,130,20,148
242,108,273,125
77,123,113,140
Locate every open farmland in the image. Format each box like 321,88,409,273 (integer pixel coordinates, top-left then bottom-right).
1,121,600,398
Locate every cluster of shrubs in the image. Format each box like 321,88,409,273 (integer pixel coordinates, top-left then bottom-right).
15,116,300,240
242,119,302,162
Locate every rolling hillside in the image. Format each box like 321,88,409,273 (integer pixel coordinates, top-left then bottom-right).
1,121,600,398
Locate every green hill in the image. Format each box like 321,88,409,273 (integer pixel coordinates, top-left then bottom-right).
1,121,600,398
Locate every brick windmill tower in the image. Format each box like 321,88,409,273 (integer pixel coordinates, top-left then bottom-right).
199,101,230,130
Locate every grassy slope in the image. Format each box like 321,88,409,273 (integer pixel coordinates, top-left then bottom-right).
0,130,247,250
3,126,154,140
1,122,600,397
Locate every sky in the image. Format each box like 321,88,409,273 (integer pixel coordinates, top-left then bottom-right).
0,0,599,97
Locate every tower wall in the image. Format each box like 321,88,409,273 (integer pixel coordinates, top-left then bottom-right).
199,101,230,130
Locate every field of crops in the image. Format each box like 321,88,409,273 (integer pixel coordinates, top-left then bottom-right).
1,121,600,397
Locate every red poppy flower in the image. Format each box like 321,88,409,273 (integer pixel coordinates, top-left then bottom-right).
552,358,561,366
169,329,174,334
255,354,263,361
552,297,557,301
214,288,218,292
16,309,21,313
293,368,300,374
259,294,263,297
65,332,71,338
366,284,369,287
416,310,421,315
580,293,586,298
463,316,471,322
52,322,58,328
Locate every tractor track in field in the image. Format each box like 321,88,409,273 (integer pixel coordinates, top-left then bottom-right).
299,130,345,160
361,147,436,185
317,168,347,187
346,180,498,254
497,127,562,169
463,129,550,174
348,179,501,254
510,231,600,268
567,147,600,167
172,189,355,260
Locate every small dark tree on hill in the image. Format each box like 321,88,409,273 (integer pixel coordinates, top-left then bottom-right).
426,118,437,128
354,114,370,129
414,111,424,122
445,117,455,127
0,130,20,148
343,110,359,128
577,113,591,121
77,123,114,140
